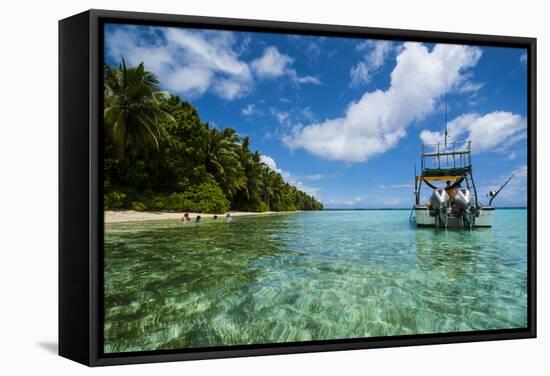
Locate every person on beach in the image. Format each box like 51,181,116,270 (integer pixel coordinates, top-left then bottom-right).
182,213,191,223
195,215,201,224
225,213,232,222
213,215,218,220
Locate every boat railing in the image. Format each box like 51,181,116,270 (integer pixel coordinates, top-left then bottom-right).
421,141,471,171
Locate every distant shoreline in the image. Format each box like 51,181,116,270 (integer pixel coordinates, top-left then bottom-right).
323,207,528,211
105,210,302,224
105,207,526,223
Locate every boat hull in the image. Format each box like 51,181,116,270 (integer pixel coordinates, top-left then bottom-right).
414,205,493,228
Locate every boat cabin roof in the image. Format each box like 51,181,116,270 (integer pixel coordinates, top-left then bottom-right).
422,166,472,178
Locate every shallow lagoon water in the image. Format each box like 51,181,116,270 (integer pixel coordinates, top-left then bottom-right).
104,209,528,352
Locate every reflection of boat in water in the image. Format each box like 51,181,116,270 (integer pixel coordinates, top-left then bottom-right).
411,140,513,229
415,227,482,275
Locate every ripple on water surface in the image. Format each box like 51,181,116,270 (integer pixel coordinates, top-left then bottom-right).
103,210,528,352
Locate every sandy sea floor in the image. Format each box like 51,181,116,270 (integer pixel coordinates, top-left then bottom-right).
103,209,528,352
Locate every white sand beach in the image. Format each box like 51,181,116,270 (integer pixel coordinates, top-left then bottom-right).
104,210,299,224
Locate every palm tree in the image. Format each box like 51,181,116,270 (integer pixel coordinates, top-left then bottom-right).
272,177,291,210
104,59,170,159
261,167,282,210
238,138,263,200
204,126,247,199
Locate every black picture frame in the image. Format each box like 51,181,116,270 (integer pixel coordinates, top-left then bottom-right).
59,9,537,367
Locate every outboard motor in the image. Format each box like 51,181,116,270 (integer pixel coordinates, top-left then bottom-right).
453,188,475,228
430,189,449,228
454,188,472,210
430,189,449,209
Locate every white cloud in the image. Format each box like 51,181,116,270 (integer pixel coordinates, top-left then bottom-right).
466,91,483,107
520,52,527,64
450,70,485,95
269,106,318,130
328,196,363,206
106,27,319,101
285,42,483,162
161,29,253,100
242,104,257,116
303,174,325,181
512,165,527,178
270,108,291,127
478,165,527,206
457,81,485,93
380,198,402,206
379,183,414,189
324,194,407,208
290,73,321,85
106,26,253,100
507,151,518,160
166,66,213,95
350,62,370,87
165,29,250,77
357,40,394,69
306,42,322,61
251,46,293,78
300,106,316,122
237,35,252,54
260,155,320,197
350,41,396,87
212,78,247,100
420,111,526,153
281,171,321,197
260,155,279,171
251,46,321,85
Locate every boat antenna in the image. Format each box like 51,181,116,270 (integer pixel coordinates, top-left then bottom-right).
444,74,448,147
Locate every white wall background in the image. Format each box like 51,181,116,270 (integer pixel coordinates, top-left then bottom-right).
0,0,546,374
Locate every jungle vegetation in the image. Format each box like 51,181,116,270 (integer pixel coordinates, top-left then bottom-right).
103,60,323,213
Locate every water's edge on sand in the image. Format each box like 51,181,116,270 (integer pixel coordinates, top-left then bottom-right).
105,210,302,224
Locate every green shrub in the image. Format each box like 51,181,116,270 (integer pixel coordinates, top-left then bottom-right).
163,178,229,213
164,193,193,212
131,201,147,211
104,191,127,209
185,178,230,213
236,199,269,212
150,197,166,211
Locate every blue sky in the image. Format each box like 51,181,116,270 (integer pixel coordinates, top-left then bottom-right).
105,23,528,208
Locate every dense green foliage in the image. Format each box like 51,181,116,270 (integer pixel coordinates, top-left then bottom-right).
103,61,323,213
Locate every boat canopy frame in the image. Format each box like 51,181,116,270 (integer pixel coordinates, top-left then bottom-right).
415,140,478,206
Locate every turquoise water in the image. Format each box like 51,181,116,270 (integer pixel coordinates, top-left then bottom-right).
103,209,528,353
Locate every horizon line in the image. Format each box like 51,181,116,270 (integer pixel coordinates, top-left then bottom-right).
322,207,528,210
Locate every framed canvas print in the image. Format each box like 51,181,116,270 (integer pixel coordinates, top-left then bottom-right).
59,9,536,366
